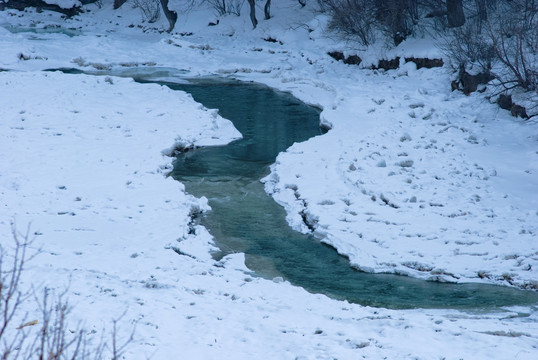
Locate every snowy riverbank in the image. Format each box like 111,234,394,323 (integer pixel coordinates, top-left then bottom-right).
1,2,537,359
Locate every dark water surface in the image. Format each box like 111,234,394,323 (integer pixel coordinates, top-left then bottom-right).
55,68,538,309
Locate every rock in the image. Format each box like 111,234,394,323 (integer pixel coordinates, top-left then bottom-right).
511,104,528,119
327,51,362,66
452,64,494,95
397,160,414,168
344,54,362,65
497,94,528,119
497,94,513,110
459,70,494,95
405,57,444,69
374,57,400,71
327,51,345,62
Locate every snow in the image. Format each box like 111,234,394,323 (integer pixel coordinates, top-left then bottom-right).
1,2,537,359
42,0,81,9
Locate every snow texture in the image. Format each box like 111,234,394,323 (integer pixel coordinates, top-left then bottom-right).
0,1,537,359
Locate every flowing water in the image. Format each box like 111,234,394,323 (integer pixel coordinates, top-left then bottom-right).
156,78,538,310
55,68,538,309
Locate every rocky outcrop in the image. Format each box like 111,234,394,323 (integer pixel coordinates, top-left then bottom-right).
327,51,362,66
328,53,443,71
404,57,444,69
497,94,529,119
451,66,494,95
373,57,400,71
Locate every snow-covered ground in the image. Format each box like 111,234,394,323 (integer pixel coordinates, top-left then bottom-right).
1,2,537,359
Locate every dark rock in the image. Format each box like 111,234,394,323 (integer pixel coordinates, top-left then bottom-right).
374,57,400,71
327,51,345,62
327,52,361,66
455,65,494,95
113,0,128,9
405,57,444,69
264,37,279,43
496,94,528,119
510,104,528,119
497,94,513,110
343,54,362,65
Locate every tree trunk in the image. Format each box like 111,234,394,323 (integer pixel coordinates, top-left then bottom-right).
446,0,465,28
159,0,178,33
264,0,271,20
475,0,487,21
114,0,128,9
248,0,258,28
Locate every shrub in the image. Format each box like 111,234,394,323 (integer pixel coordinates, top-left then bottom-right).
1,225,131,359
323,0,377,45
131,0,162,23
442,0,537,99
204,0,244,16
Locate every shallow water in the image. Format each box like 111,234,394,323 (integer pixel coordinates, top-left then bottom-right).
54,68,538,309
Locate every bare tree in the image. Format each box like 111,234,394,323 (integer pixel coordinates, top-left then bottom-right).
114,0,129,9
0,225,35,359
446,0,465,27
323,0,377,45
374,0,419,45
132,0,162,23
442,20,495,72
160,0,179,32
247,0,258,28
1,225,132,359
204,0,244,16
264,0,272,19
486,0,538,92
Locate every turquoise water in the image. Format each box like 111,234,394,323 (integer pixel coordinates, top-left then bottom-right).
156,79,538,310
53,68,538,309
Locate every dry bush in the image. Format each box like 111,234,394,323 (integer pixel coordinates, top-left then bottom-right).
441,20,495,72
204,0,244,16
131,0,162,23
486,0,538,92
322,0,377,45
442,0,537,102
1,225,132,359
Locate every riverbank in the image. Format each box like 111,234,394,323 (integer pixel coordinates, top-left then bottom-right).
1,2,537,359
